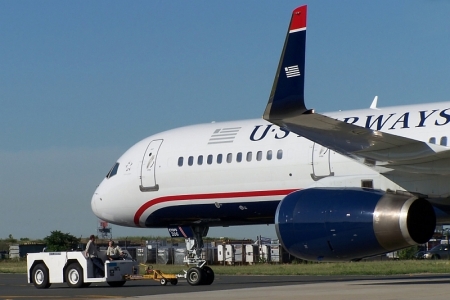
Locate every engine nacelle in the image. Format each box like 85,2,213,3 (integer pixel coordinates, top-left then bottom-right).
275,188,436,261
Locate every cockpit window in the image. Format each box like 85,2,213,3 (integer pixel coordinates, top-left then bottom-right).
106,162,120,178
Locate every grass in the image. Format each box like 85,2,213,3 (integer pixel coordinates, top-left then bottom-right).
4,259,450,276
0,259,27,273
144,261,450,276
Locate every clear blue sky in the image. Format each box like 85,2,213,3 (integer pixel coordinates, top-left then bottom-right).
1,1,450,240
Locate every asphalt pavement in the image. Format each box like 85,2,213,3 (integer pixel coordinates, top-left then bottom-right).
2,273,450,300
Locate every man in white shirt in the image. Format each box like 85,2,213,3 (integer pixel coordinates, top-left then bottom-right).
85,235,104,277
106,240,124,260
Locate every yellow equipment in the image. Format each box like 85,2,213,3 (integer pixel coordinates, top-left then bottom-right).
124,264,182,286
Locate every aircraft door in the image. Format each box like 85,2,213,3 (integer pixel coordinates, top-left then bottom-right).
140,139,163,192
311,142,334,181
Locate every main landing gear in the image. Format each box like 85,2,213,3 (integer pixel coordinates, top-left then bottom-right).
182,226,215,286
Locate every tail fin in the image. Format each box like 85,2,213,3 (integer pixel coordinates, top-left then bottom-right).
263,5,308,123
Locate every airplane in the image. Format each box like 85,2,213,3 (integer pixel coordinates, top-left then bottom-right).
91,5,449,284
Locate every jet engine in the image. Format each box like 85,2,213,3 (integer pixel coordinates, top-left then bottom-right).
275,188,435,261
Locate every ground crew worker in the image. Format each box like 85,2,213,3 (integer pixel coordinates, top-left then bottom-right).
85,235,104,277
106,240,124,260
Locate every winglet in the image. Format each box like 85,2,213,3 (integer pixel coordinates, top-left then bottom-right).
263,5,308,124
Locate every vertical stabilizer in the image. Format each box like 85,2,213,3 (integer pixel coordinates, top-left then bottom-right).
263,5,308,123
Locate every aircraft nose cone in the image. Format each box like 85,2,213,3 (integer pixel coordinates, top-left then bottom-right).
91,192,101,218
91,191,115,223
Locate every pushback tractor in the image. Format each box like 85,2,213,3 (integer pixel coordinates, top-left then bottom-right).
27,248,215,288
27,250,140,288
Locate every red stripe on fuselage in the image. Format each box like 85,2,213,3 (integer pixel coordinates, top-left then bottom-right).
133,189,297,226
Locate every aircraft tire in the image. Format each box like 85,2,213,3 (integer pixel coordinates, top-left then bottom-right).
202,266,214,285
186,267,203,286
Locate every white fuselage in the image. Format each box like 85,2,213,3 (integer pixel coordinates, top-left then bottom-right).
91,101,450,229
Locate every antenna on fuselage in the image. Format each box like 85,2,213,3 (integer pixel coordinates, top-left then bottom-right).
370,96,380,110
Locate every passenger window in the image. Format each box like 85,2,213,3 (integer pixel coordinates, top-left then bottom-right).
227,153,232,163
236,152,242,163
217,154,223,164
198,155,203,165
188,156,194,166
256,151,262,161
207,155,213,165
440,136,447,146
106,162,120,178
246,152,252,162
267,150,272,160
429,137,436,144
277,149,283,159
178,157,183,167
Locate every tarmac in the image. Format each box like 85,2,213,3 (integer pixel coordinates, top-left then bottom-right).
101,276,450,300
3,273,449,300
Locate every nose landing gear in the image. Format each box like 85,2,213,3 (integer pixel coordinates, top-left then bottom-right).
172,225,215,285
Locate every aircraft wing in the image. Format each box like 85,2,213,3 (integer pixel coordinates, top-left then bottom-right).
274,112,450,175
263,5,450,176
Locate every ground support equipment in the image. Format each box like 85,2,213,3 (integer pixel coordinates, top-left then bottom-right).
124,265,182,285
27,250,139,289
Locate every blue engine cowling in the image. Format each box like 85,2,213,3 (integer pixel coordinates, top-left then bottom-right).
275,188,436,261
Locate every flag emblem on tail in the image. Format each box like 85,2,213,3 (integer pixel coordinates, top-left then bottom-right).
285,65,300,78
